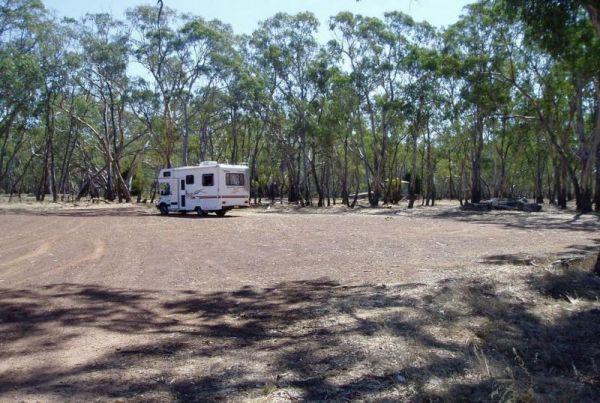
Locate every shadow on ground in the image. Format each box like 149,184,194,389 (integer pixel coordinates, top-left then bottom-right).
420,209,600,233
0,207,242,219
479,240,600,266
0,207,153,217
1,257,599,400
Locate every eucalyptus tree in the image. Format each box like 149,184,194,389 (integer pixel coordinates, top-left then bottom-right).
445,3,511,203
216,38,259,165
437,37,471,203
35,16,70,201
234,37,276,191
65,13,141,202
305,49,342,206
330,13,397,207
2,0,597,209
250,12,321,204
326,70,361,206
0,0,78,201
503,0,600,212
126,5,178,168
177,16,235,165
0,0,45,195
386,12,440,208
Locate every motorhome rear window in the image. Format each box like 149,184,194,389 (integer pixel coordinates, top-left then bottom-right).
226,173,245,186
163,171,171,177
202,174,214,187
186,175,194,185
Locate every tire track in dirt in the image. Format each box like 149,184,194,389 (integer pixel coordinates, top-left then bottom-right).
0,239,53,269
3,238,107,286
0,222,85,281
0,241,47,260
0,220,56,249
61,238,106,271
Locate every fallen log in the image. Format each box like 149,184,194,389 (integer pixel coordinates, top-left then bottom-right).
466,198,542,212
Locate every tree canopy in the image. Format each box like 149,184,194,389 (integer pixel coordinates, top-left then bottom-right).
1,0,599,212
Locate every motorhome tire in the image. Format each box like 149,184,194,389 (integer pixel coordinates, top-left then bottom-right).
215,209,227,217
159,204,169,215
196,207,208,217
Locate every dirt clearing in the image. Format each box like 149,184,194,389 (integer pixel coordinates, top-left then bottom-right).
0,204,599,400
0,203,597,290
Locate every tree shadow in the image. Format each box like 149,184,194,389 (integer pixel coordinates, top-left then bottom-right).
0,207,153,217
478,253,537,265
423,208,600,233
479,240,600,266
0,207,242,219
1,264,599,400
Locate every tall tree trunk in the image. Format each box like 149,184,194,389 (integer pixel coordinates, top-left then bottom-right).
163,97,173,169
535,149,545,203
448,151,454,200
595,138,600,211
557,158,568,209
574,77,593,213
424,123,435,206
48,104,57,203
470,110,484,203
459,156,467,205
365,99,382,208
310,151,324,207
199,124,208,162
341,132,349,206
593,75,600,211
230,108,238,164
43,90,57,203
249,131,262,203
106,162,115,201
408,132,418,209
182,101,190,166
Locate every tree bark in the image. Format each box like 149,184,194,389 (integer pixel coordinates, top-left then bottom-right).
408,132,418,209
470,110,484,203
182,101,190,166
341,132,349,206
595,137,600,211
535,148,545,203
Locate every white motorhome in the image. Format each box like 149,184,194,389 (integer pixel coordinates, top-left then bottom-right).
156,161,250,216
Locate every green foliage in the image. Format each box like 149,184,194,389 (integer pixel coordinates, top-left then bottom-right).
0,0,599,211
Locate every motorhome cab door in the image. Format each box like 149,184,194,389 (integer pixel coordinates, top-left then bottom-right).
159,178,178,210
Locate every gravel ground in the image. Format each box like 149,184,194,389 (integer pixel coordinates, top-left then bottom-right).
0,202,597,290
0,202,599,400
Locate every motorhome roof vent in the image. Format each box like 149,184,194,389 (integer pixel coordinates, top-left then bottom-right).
199,161,218,166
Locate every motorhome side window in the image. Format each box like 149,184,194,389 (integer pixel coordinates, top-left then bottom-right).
226,173,245,186
185,175,194,185
202,174,214,186
163,171,171,177
159,183,171,195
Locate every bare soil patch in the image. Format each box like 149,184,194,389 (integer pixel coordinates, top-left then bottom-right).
0,203,599,400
